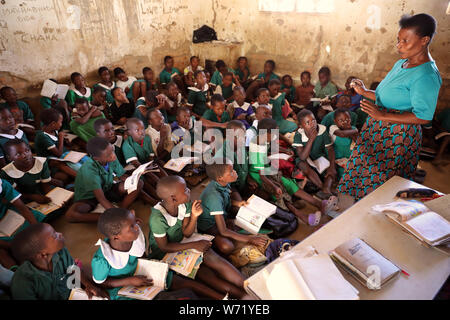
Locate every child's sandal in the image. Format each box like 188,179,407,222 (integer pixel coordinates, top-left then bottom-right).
307,211,321,226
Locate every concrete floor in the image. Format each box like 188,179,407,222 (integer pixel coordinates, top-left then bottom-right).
52,157,450,267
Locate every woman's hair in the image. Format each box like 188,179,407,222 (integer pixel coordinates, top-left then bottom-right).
98,208,131,237
98,66,109,76
399,13,437,42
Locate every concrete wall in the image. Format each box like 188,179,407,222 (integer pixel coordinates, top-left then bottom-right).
0,0,449,111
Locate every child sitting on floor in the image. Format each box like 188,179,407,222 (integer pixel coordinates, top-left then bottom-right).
0,86,35,140
228,86,255,130
281,75,296,104
321,94,358,131
313,67,338,120
65,72,92,107
184,56,203,87
245,60,280,101
294,109,337,200
198,160,268,256
39,79,71,131
159,56,182,89
171,107,199,146
108,87,137,126
268,79,298,135
145,109,174,162
94,118,126,167
10,223,108,300
94,66,116,104
113,67,137,101
201,94,231,132
233,56,251,87
214,72,237,103
0,107,29,168
70,98,105,144
210,60,234,87
245,104,272,147
148,176,246,299
187,70,210,118
65,137,149,223
294,71,315,111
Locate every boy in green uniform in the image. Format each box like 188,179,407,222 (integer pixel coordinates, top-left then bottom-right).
148,176,246,299
159,56,182,87
145,109,174,162
0,107,29,168
200,94,231,132
94,66,116,104
268,79,298,134
94,118,126,167
210,60,235,87
214,72,236,102
198,160,267,256
65,137,145,223
171,107,199,146
70,98,105,143
294,109,337,200
65,72,92,107
313,66,338,119
10,223,108,300
187,70,210,118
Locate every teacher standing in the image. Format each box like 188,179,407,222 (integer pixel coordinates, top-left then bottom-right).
338,13,442,200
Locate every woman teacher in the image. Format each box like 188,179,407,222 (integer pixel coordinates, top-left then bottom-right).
338,13,442,200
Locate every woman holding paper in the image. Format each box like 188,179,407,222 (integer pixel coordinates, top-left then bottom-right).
338,13,442,200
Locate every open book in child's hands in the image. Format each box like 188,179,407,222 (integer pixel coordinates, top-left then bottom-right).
235,195,277,235
27,187,74,216
307,156,330,174
163,157,200,173
118,259,169,300
41,79,69,99
0,209,25,238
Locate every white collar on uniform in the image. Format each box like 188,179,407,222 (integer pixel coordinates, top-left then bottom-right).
252,102,272,110
72,87,91,98
188,83,209,92
2,157,47,178
154,202,187,227
232,101,251,111
296,124,327,142
0,129,24,140
95,227,146,270
113,135,123,148
44,131,58,142
97,82,115,90
271,92,282,100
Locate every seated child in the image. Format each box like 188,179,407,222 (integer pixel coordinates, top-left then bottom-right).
245,104,272,147
268,79,298,134
94,66,116,104
0,86,35,140
294,109,337,199
200,94,231,131
149,176,246,299
313,66,338,118
198,160,268,256
321,94,358,131
159,56,183,91
108,87,137,125
10,223,108,300
35,108,78,181
91,86,110,112
187,70,210,118
131,67,157,102
39,79,71,130
336,76,362,111
171,107,198,146
245,60,280,101
70,98,105,143
184,56,203,87
0,107,29,168
145,109,174,161
113,67,137,101
65,72,92,107
281,75,296,104
210,60,234,87
294,71,315,110
329,108,358,180
249,118,334,226
233,56,251,86
94,118,126,166
214,72,237,103
65,137,147,223
162,82,186,123
228,86,255,129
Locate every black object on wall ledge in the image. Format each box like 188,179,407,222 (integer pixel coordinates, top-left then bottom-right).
192,25,218,43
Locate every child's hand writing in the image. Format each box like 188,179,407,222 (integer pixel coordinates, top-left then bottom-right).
191,200,203,218
127,275,154,287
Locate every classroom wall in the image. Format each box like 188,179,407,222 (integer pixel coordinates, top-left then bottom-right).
0,0,449,111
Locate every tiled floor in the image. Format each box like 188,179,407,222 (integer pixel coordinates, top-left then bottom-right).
51,157,450,267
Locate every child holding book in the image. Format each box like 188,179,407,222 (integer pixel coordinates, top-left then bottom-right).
94,66,116,104
159,56,182,88
187,70,209,118
233,56,251,85
94,118,126,166
294,109,337,200
313,67,338,116
200,94,231,131
148,176,246,299
65,137,149,223
70,98,105,143
10,223,108,300
198,160,268,256
145,109,174,161
65,72,92,107
214,72,237,103
228,86,255,129
0,107,29,168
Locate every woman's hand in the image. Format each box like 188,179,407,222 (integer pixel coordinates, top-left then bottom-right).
360,99,385,121
349,79,367,96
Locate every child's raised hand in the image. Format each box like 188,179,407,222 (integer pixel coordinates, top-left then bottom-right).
191,200,203,218
191,240,212,253
128,275,154,287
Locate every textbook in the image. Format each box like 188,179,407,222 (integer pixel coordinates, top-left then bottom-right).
118,259,169,300
164,157,199,173
0,209,25,237
329,238,401,290
61,130,78,142
235,195,277,234
264,253,359,300
268,153,292,161
27,187,74,215
50,151,86,163
40,79,69,99
307,156,330,174
183,141,211,154
372,199,450,254
162,233,214,279
68,288,108,300
124,161,159,194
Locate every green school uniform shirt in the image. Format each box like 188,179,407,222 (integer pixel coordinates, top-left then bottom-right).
65,87,92,106
148,202,192,260
215,140,249,192
70,112,106,142
112,135,126,166
257,72,280,82
93,82,116,104
122,135,154,164
0,129,29,160
73,157,125,202
0,101,34,122
187,85,209,117
314,81,338,99
159,68,181,85
233,67,250,82
1,157,51,194
375,59,441,121
40,96,59,110
281,85,296,104
202,109,231,124
270,92,297,134
198,181,232,233
11,248,75,300
321,111,358,131
34,130,67,158
329,124,355,179
215,83,235,101
292,124,333,161
210,68,234,86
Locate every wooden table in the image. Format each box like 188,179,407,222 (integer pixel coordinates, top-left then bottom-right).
245,176,450,300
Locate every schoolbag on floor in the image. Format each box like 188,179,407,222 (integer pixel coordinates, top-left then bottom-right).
262,208,298,239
